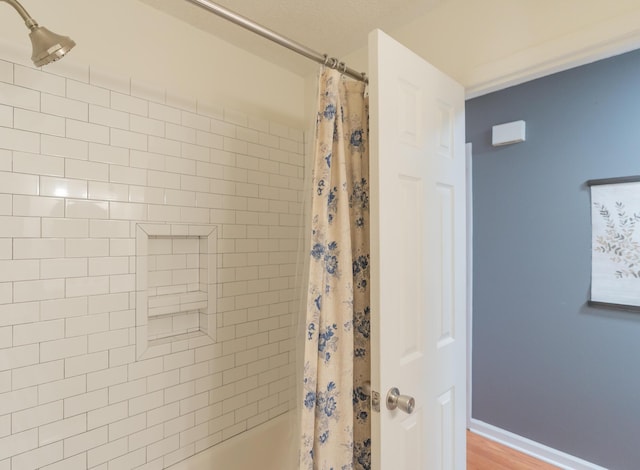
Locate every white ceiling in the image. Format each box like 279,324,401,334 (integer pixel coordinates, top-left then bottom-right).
138,0,442,77
138,0,640,88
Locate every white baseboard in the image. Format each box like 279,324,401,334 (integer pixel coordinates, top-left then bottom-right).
468,418,607,470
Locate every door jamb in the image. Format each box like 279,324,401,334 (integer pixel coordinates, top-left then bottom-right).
465,142,473,429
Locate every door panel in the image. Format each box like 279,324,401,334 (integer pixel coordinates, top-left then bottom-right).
368,29,466,469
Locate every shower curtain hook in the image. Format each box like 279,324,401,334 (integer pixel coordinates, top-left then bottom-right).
323,54,329,67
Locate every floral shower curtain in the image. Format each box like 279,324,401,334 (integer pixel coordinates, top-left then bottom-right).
299,68,371,470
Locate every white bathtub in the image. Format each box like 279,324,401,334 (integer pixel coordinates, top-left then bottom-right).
169,413,296,470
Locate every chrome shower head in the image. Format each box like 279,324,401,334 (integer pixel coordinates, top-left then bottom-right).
28,24,76,66
1,0,75,67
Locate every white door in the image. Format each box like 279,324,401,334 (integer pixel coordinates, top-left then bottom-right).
368,29,467,469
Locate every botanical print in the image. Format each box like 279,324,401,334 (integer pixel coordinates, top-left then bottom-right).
591,181,640,307
593,201,640,278
299,68,371,470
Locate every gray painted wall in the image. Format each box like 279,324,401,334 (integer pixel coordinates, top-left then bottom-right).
467,49,640,470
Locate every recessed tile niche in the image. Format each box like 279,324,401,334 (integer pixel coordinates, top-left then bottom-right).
136,223,218,359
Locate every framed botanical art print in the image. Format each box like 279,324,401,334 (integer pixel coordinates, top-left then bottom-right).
588,176,640,310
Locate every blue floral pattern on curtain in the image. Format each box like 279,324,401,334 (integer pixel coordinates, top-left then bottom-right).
299,68,370,470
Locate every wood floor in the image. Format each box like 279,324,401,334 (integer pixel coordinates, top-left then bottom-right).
467,430,560,469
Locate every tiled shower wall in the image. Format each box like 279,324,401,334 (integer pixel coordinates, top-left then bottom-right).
0,53,304,470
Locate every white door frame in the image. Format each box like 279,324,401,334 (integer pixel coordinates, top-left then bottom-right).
465,142,473,429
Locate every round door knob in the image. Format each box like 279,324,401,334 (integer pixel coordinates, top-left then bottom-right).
386,387,415,414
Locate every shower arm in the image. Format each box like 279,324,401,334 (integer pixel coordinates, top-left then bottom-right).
0,0,39,30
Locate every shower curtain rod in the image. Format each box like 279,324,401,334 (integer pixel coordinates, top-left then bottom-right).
184,0,368,83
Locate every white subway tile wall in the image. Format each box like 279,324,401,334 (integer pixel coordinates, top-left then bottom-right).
0,53,304,470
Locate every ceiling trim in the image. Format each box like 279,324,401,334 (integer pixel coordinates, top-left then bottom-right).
464,9,640,99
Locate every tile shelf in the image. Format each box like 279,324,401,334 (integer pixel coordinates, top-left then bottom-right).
135,223,219,359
